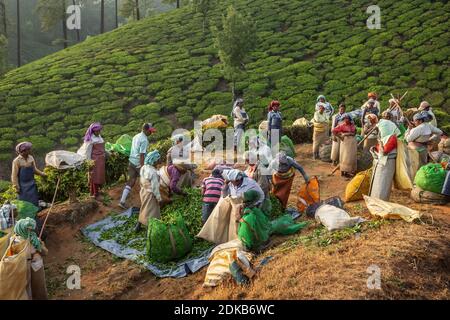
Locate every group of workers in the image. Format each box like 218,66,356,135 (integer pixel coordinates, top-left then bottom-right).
4,91,449,299
310,91,447,201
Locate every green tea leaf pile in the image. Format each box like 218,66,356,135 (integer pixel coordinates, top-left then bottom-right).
97,187,212,267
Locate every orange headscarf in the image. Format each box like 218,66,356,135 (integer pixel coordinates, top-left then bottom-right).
368,92,377,99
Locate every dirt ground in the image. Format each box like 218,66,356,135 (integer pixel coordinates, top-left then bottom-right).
42,144,450,300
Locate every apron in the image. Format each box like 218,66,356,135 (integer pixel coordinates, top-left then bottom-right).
18,167,39,207
139,179,160,225
90,143,106,185
339,135,358,173
272,168,295,208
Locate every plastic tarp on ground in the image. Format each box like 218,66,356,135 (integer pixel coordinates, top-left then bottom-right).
82,208,212,278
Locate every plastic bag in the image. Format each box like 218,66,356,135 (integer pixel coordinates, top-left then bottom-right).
414,163,447,194
344,168,372,202
147,215,192,263
297,176,320,212
364,195,421,222
270,214,308,235
11,200,39,220
306,196,344,218
45,150,84,169
315,204,365,231
114,134,133,156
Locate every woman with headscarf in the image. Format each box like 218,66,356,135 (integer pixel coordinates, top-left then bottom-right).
11,142,46,206
222,169,265,207
368,113,401,201
405,111,443,169
331,104,346,165
244,151,271,199
418,101,437,127
267,100,282,148
363,114,379,152
270,152,309,208
361,99,380,127
13,217,48,300
135,150,162,232
167,134,186,166
361,92,381,114
238,190,271,251
77,123,106,200
315,95,334,117
232,98,249,150
332,114,357,178
311,103,330,160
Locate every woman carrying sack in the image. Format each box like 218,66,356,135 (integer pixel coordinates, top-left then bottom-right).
369,112,401,201
311,103,330,160
331,104,346,165
13,218,48,300
238,190,271,251
332,114,358,178
270,152,310,208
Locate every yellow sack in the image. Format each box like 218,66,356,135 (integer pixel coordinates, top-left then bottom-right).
0,228,13,258
313,122,328,133
394,140,414,191
0,238,30,300
344,168,373,202
202,115,228,130
258,120,268,132
363,195,421,222
292,117,310,127
203,239,253,287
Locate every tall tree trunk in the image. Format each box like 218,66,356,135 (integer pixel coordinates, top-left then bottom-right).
115,0,118,28
100,0,104,33
72,0,80,41
177,0,180,9
16,0,20,66
135,0,140,20
61,0,67,48
0,0,7,36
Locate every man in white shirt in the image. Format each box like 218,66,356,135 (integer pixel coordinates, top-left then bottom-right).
119,123,156,209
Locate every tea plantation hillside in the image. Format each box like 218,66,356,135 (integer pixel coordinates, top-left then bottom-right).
0,0,449,174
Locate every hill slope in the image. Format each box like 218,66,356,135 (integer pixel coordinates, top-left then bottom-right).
0,0,449,173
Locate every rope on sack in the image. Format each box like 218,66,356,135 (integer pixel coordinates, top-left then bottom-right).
38,177,61,239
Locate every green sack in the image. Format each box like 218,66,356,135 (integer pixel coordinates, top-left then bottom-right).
414,163,447,194
280,135,296,158
115,134,132,156
270,214,308,235
146,215,192,263
11,200,39,220
238,207,271,251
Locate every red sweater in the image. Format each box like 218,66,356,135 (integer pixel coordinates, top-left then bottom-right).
375,135,398,154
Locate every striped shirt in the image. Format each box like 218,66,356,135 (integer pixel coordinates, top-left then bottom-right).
202,176,225,203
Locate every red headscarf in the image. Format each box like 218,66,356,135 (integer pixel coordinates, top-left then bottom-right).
268,100,280,112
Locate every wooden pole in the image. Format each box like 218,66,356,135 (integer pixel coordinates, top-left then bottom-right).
16,0,21,66
38,177,61,239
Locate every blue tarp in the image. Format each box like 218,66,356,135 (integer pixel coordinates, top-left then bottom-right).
82,208,212,278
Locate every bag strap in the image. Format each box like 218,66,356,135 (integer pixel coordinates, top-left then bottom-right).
168,228,178,259
177,228,191,254
239,218,260,242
